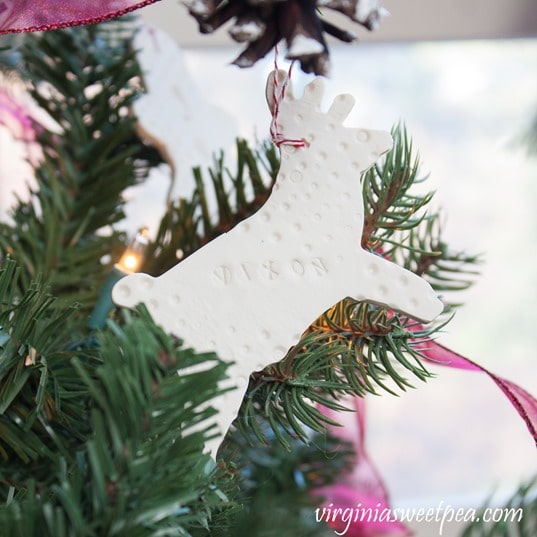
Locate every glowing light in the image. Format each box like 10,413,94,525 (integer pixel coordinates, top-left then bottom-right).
116,228,149,274
121,253,140,272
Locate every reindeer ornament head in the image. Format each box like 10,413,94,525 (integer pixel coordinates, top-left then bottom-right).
112,72,443,457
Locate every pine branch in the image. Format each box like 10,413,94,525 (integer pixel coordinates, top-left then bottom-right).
362,126,481,310
210,422,353,536
142,139,278,276
460,478,537,537
0,258,89,484
0,298,233,536
362,124,434,250
237,305,437,446
400,217,481,310
0,23,161,313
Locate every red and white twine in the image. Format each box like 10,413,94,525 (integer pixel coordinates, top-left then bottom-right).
269,47,307,149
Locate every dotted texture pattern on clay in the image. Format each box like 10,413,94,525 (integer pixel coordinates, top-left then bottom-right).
112,72,443,457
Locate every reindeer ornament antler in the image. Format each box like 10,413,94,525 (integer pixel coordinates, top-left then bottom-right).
112,72,443,457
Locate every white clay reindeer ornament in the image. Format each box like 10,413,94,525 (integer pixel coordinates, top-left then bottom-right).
112,71,444,457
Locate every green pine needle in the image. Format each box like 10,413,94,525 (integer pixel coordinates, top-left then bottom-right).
0,22,162,313
143,139,278,277
138,122,481,448
0,285,233,535
461,478,537,537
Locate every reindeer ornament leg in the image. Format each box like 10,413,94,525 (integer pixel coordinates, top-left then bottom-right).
112,72,443,458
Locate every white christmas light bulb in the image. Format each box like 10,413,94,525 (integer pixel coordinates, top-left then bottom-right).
112,72,443,457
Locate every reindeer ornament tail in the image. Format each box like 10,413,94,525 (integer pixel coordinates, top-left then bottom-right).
112,72,443,458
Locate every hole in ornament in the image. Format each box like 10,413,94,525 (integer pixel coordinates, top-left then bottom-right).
149,299,159,310
241,345,251,354
352,161,361,170
306,133,315,143
311,182,319,190
399,275,409,286
304,192,311,200
236,374,250,387
339,141,349,151
328,122,335,131
319,150,327,160
337,255,344,263
356,129,370,142
379,285,388,296
285,146,296,155
272,232,282,242
261,329,271,340
282,202,291,211
295,113,303,122
261,212,271,222
291,170,302,183
299,161,308,170
325,234,333,241
141,278,153,289
177,318,186,328
117,284,130,299
273,346,287,360
209,339,216,347
304,243,312,252
331,171,339,180
241,222,250,232
368,263,379,275
343,192,351,200
228,325,237,334
313,213,322,221
171,294,181,304
293,222,302,231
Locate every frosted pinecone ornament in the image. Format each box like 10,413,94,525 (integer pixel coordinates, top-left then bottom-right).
184,0,389,75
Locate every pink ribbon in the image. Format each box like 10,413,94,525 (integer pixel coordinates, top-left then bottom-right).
0,89,39,142
412,334,537,446
315,396,410,536
0,0,159,34
0,88,43,166
314,332,536,535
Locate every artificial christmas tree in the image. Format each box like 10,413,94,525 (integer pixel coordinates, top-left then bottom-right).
0,7,535,537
